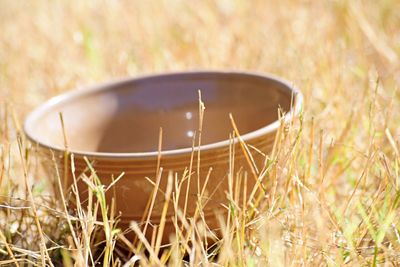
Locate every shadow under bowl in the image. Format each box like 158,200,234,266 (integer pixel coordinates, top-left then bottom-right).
24,71,302,242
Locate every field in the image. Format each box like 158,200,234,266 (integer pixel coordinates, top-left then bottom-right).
1,0,400,266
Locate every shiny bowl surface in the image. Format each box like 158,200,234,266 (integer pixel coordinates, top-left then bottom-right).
24,71,302,241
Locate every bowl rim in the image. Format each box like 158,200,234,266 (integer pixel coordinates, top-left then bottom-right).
24,70,303,159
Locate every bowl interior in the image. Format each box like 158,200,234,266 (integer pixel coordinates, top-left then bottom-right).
26,73,294,153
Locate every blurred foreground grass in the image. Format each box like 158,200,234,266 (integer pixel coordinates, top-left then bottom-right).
1,0,400,265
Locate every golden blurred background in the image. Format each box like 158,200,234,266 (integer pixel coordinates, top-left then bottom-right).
1,0,399,126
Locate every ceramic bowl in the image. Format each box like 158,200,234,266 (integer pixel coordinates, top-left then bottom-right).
24,71,302,242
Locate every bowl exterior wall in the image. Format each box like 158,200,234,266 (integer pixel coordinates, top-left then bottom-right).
37,131,277,241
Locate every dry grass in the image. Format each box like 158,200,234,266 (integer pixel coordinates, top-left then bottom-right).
1,0,400,266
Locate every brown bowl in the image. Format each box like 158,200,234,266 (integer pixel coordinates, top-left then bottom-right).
24,71,302,242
